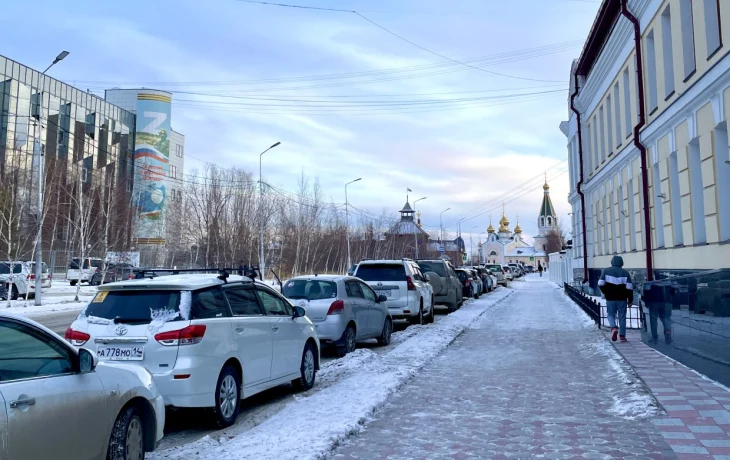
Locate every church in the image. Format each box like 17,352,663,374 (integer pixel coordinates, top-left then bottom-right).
479,181,558,269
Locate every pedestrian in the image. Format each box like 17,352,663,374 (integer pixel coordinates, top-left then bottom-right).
598,255,634,343
642,280,673,345
537,262,543,277
238,261,245,277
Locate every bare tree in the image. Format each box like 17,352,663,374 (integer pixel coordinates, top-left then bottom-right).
545,225,567,254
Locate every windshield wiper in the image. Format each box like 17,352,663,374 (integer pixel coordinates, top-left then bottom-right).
113,317,151,324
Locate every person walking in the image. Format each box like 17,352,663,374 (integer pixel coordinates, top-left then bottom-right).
537,262,543,277
598,255,634,343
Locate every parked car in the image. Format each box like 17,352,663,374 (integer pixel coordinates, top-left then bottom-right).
90,262,137,285
465,269,483,298
471,266,494,293
67,257,105,286
65,273,320,428
525,265,535,273
0,261,48,300
454,268,477,299
346,264,358,276
508,263,524,277
354,259,435,325
416,259,463,312
484,264,509,287
0,312,165,460
283,275,392,357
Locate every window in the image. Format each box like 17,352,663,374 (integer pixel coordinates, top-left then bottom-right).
592,119,599,169
599,106,606,162
585,121,593,172
355,264,406,281
176,144,184,158
646,30,659,111
359,282,377,302
169,165,178,179
606,96,613,155
661,5,676,98
613,83,622,145
623,68,632,136
191,287,231,319
256,288,292,316
688,139,706,244
223,285,265,316
679,0,696,78
704,0,722,57
283,279,337,300
0,320,75,381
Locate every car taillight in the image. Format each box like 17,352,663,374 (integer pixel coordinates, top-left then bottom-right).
406,276,416,291
465,279,471,286
327,300,344,315
27,274,35,280
155,325,207,346
128,274,134,280
64,328,90,346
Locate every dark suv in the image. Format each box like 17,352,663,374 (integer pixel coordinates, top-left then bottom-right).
416,259,463,312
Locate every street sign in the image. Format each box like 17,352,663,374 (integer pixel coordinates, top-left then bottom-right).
439,245,444,253
462,253,467,263
529,256,535,261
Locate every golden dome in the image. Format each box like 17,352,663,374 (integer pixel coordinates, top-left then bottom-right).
487,222,495,233
514,223,522,234
543,181,550,191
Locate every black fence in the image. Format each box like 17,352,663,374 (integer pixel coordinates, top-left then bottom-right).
565,283,601,327
564,282,644,331
639,269,730,387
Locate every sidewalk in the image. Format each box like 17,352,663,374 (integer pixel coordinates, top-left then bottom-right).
331,277,677,459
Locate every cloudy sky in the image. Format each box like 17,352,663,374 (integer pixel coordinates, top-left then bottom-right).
2,0,600,245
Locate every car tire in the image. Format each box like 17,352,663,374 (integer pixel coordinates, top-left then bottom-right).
410,302,425,325
377,318,392,346
292,342,317,392
426,298,435,324
9,285,18,301
336,325,356,357
70,280,77,286
106,406,145,460
213,365,241,428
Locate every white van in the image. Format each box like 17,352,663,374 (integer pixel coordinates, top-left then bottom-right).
67,257,104,286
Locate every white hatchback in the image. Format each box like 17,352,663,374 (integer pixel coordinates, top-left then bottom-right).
65,273,320,428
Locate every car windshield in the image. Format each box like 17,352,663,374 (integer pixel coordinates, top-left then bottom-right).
417,262,446,277
83,290,183,325
283,280,337,301
486,265,501,273
356,264,406,282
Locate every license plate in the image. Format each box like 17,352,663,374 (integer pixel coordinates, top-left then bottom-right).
376,290,391,296
97,345,144,361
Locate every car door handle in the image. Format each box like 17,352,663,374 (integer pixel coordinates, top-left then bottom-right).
235,327,244,333
271,326,279,331
10,398,36,408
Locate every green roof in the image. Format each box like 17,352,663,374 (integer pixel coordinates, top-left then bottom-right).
539,192,556,219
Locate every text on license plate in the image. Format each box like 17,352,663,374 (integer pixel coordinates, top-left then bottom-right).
97,346,144,361
376,290,391,296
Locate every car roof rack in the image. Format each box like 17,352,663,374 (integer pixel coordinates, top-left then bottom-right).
133,267,259,282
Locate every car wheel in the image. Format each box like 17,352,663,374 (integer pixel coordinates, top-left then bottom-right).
106,406,145,460
292,342,317,391
9,285,19,301
410,303,424,325
377,318,392,346
336,325,356,357
213,365,241,428
69,280,77,286
426,298,435,324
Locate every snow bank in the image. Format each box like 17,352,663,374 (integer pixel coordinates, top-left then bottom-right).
4,299,90,319
150,288,515,460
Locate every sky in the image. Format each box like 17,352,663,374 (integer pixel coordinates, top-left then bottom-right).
1,0,601,247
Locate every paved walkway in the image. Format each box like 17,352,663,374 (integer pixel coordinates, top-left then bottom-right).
330,277,677,459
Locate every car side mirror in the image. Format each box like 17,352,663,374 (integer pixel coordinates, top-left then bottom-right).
377,294,387,303
292,306,306,318
79,348,98,373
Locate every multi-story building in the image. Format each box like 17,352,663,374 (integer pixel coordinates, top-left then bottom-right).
564,0,730,288
0,54,137,259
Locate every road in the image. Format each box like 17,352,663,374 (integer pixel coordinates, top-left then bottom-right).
35,310,83,334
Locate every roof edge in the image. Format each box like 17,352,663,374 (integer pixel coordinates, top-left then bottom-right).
575,0,621,77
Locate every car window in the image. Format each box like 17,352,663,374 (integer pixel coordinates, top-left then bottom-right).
0,320,75,382
359,282,377,302
84,290,183,324
191,287,231,319
455,271,468,282
0,263,9,275
283,280,337,301
223,285,265,316
345,280,364,298
355,264,406,282
417,262,446,277
90,260,104,269
256,288,293,316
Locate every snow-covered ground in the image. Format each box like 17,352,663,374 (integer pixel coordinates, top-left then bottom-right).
149,287,515,460
3,284,96,318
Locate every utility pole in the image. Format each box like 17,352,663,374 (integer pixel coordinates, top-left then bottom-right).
439,207,450,259
413,196,427,259
469,225,478,265
259,141,280,283
34,51,69,306
345,178,362,269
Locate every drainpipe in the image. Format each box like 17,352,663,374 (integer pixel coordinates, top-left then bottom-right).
620,0,654,281
569,74,589,283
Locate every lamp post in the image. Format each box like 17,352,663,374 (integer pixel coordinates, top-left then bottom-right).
479,232,486,263
259,141,281,282
439,208,450,258
469,225,478,265
33,51,70,306
413,196,427,259
345,178,362,269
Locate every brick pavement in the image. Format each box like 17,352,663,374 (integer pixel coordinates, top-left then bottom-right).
610,332,730,459
329,279,677,459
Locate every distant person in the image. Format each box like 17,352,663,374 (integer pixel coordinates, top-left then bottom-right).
598,256,634,343
238,261,245,277
643,281,673,345
537,262,543,277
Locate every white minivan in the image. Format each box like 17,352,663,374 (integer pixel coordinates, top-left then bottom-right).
65,273,321,427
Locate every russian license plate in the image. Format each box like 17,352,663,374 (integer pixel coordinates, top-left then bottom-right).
97,345,144,361
376,290,391,297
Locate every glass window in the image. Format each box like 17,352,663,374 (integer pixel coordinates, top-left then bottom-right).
679,0,696,78
223,285,264,316
191,287,231,319
0,320,74,381
282,279,337,300
704,0,722,57
83,290,182,324
661,6,675,97
256,288,292,316
417,261,446,277
359,282,377,302
355,264,406,282
345,280,364,298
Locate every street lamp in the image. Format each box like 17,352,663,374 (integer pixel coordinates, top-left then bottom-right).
440,208,451,257
259,141,281,282
469,225,478,265
413,197,427,259
345,178,362,269
33,51,70,306
479,232,486,263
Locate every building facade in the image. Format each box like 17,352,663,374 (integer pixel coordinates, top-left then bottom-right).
564,0,730,287
0,54,137,259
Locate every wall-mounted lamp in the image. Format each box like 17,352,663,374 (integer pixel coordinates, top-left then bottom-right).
621,210,628,217
657,193,667,199
597,220,603,225
725,160,730,165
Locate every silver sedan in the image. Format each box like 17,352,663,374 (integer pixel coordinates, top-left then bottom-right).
283,275,393,356
0,312,165,460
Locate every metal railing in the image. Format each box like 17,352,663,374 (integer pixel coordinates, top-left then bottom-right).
564,282,644,330
565,283,601,327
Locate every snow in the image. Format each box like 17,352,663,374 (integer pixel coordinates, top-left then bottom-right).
3,299,90,319
586,294,642,329
148,309,181,332
179,291,192,320
149,287,515,460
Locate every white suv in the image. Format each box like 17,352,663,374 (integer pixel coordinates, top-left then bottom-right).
65,272,320,428
354,259,435,325
1,261,50,300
